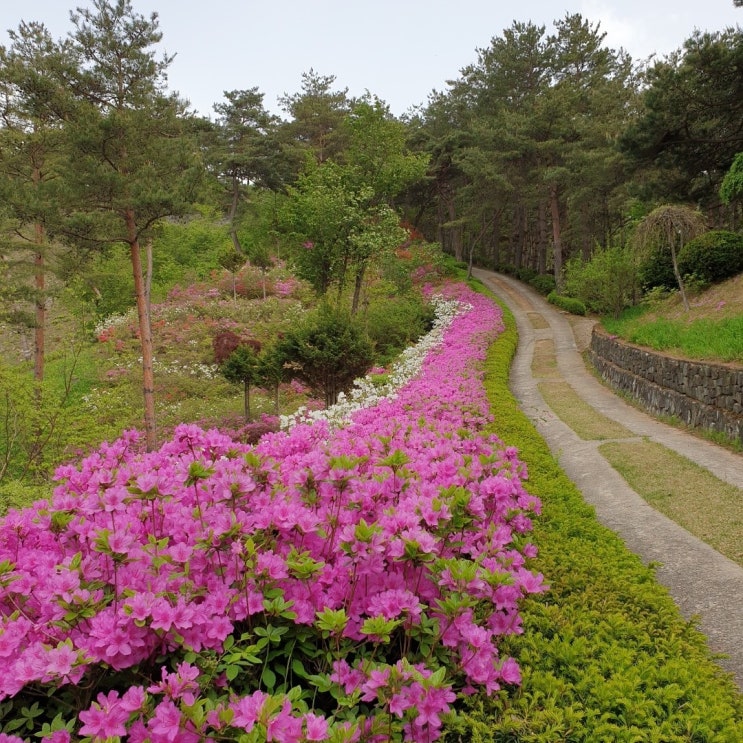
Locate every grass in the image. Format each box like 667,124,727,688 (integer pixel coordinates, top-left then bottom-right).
602,274,743,363
538,380,633,440
532,338,633,440
600,439,743,567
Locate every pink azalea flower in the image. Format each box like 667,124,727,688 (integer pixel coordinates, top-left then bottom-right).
303,712,329,741
148,699,183,742
78,690,128,739
231,690,269,731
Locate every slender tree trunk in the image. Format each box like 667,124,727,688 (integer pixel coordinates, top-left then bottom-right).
33,223,45,386
447,200,463,262
228,176,243,254
126,209,157,451
32,163,45,386
491,208,501,269
671,239,690,311
550,184,564,291
537,200,548,275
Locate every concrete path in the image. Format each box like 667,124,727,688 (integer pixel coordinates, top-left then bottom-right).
473,268,743,689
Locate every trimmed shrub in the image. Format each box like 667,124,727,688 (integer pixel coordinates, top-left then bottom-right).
515,266,538,283
547,291,587,315
678,230,743,284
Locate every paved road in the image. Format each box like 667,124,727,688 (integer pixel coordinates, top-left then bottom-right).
473,268,743,689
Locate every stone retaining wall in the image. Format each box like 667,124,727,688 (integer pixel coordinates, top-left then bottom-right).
589,328,743,442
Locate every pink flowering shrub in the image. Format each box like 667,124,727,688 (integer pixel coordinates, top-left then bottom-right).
0,284,545,742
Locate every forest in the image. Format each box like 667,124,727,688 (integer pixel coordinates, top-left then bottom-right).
1,1,743,742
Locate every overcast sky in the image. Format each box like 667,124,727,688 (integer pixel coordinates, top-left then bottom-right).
2,1,741,119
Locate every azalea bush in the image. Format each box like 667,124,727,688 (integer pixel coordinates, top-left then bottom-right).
0,284,545,742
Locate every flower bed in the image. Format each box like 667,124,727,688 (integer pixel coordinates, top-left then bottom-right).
0,284,544,742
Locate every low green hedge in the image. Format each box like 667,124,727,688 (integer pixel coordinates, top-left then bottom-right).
443,275,743,741
547,291,587,316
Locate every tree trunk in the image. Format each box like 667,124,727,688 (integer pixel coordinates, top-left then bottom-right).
537,200,548,275
33,223,45,386
447,200,463,262
491,208,501,269
550,184,564,291
671,238,690,311
126,209,157,451
228,176,243,254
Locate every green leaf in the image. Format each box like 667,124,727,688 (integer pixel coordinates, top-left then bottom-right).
261,666,277,690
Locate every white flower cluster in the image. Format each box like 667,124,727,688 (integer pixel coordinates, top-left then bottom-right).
94,309,135,338
153,359,221,380
279,296,470,431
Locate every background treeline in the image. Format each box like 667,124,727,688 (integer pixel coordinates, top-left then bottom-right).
408,15,743,287
1,1,742,465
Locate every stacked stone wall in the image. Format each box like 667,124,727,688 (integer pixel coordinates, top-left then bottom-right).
589,328,743,442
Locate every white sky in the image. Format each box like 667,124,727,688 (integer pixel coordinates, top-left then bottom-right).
2,1,741,119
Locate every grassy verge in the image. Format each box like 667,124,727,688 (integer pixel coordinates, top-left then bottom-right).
600,440,743,567
602,312,743,363
443,277,743,741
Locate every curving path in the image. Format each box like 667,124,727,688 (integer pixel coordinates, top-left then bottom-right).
473,268,743,689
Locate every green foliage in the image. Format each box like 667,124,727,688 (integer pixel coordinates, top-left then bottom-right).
154,210,232,284
528,274,557,295
278,304,374,406
0,351,109,485
720,151,743,205
547,291,587,315
678,230,743,285
638,243,677,291
221,344,261,422
363,289,435,364
564,246,639,317
448,278,743,741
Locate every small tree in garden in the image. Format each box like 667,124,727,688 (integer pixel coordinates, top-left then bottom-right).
257,341,289,414
279,304,374,406
221,342,261,421
217,247,245,301
633,205,707,311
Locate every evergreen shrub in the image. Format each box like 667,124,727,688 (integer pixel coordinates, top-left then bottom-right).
638,243,676,291
678,230,743,284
